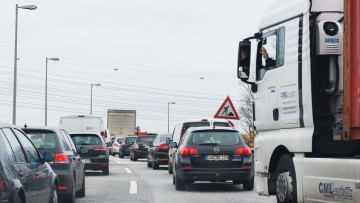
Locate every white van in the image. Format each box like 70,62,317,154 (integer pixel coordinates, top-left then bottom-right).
167,118,233,174
59,115,105,139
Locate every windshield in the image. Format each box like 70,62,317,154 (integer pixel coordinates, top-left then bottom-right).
190,131,241,146
136,136,155,142
125,137,137,144
70,134,102,145
24,131,58,149
213,122,231,127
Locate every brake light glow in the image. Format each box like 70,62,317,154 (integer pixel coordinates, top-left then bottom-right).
58,187,68,190
54,153,68,164
0,181,6,189
182,166,192,169
100,164,107,167
135,144,139,150
101,132,105,136
242,166,251,168
122,143,125,147
114,143,118,147
201,119,208,122
235,147,252,156
180,147,199,157
160,159,168,162
158,145,169,150
93,147,106,151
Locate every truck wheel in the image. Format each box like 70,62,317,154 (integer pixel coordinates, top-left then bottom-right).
276,154,297,203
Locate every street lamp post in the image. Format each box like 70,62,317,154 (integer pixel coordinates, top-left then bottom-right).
13,4,37,125
168,102,176,133
45,57,59,126
90,83,101,115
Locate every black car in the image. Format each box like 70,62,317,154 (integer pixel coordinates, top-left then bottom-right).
119,136,137,158
22,127,86,203
171,127,254,191
147,134,172,169
70,133,110,175
0,123,58,203
130,135,157,161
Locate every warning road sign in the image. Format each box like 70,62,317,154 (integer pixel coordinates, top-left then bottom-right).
214,96,240,120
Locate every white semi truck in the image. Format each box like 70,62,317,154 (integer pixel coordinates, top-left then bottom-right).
237,0,360,202
107,109,136,138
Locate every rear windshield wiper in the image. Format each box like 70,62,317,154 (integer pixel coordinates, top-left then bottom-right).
198,143,218,146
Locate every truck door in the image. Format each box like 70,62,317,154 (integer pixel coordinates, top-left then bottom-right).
254,29,282,131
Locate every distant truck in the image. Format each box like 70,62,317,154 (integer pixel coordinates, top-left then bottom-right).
59,115,107,140
107,109,136,138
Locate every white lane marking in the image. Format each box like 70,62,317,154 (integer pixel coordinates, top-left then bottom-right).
129,181,137,194
125,168,132,173
115,161,121,165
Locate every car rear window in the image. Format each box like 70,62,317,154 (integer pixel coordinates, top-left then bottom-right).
213,122,231,127
70,134,102,145
125,137,137,144
159,134,172,142
24,130,58,149
136,136,155,142
183,122,210,131
190,131,242,146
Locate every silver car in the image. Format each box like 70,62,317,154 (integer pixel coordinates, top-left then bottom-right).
110,137,123,156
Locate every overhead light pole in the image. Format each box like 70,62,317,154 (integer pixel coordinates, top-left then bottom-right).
168,102,176,133
45,57,59,126
90,83,101,115
13,4,37,125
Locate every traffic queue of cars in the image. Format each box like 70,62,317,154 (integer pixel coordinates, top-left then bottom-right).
114,118,254,192
0,122,110,203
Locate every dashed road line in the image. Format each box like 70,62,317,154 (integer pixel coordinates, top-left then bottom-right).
125,168,132,173
115,161,121,165
129,181,137,194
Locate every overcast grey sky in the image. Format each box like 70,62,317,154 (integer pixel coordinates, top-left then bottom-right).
0,0,271,133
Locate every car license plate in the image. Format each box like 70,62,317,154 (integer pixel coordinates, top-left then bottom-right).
83,159,91,163
205,155,229,161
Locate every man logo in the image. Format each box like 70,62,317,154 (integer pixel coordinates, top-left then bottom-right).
214,147,220,153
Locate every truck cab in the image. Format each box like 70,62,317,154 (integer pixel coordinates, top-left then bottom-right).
237,0,360,202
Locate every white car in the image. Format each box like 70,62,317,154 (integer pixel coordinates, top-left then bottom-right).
110,137,123,156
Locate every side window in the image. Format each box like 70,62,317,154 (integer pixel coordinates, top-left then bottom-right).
257,26,285,81
172,124,181,142
13,129,40,163
0,130,16,162
59,131,72,151
2,128,27,163
62,130,77,152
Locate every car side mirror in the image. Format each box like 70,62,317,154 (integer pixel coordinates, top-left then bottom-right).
44,153,54,162
169,142,177,148
79,147,89,154
166,137,171,145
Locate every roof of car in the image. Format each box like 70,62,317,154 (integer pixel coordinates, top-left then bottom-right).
185,126,238,133
177,118,230,124
21,126,61,132
0,122,13,128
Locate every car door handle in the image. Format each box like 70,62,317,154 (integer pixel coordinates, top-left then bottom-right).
273,108,279,121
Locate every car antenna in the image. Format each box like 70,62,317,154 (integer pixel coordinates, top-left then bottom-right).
24,123,27,128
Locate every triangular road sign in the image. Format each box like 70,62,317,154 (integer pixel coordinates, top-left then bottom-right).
214,96,240,120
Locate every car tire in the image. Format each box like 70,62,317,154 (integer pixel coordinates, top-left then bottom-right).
233,180,241,185
63,179,75,203
168,162,173,174
76,175,86,197
173,175,175,185
14,194,23,203
133,154,137,161
119,151,124,158
103,165,110,175
175,174,185,190
243,177,254,191
152,159,159,170
111,151,115,156
275,154,297,203
130,152,133,161
49,184,58,203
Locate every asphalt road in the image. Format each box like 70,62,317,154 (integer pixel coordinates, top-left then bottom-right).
76,155,276,203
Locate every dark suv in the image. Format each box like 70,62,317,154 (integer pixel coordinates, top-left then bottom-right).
1,123,58,203
130,135,157,161
119,136,137,158
171,127,254,191
23,127,86,203
70,133,110,175
147,134,172,169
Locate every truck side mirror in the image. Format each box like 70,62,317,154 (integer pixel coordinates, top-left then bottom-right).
237,40,251,82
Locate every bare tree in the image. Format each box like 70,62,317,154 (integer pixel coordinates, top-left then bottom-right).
238,81,255,135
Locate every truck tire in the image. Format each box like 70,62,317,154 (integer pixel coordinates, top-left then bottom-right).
276,154,297,203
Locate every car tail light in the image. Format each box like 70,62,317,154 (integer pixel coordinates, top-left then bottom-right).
201,119,208,122
135,144,139,150
122,143,125,147
0,179,6,189
114,143,118,147
100,164,107,167
58,187,68,190
101,131,105,136
182,166,192,169
158,145,169,150
242,166,251,168
93,147,106,151
180,147,199,157
54,153,69,164
235,147,252,156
